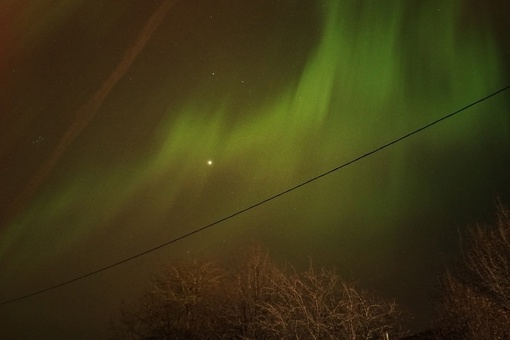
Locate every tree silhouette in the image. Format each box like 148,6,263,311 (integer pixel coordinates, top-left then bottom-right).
434,203,510,339
114,245,405,339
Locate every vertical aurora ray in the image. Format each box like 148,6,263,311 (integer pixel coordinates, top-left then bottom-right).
0,2,508,331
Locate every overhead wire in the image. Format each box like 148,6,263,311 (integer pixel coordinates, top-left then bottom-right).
1,84,509,306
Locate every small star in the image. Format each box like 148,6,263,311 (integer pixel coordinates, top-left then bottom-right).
32,136,44,144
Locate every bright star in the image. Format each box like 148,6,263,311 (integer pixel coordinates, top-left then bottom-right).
207,160,213,166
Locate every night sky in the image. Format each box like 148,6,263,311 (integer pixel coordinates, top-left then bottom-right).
1,0,510,338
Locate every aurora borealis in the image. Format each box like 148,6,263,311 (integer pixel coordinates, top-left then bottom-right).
1,0,509,337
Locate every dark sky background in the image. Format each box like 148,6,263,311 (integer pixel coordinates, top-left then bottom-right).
1,0,509,338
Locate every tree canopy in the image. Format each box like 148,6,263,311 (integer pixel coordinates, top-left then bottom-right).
114,246,405,339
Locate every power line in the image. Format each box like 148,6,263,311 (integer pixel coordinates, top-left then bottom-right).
1,84,509,306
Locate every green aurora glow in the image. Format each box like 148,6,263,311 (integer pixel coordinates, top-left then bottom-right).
0,0,509,336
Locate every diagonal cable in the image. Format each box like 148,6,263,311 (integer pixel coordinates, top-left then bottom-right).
1,84,509,306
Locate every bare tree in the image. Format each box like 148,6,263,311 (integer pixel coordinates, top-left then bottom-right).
115,259,227,339
114,246,405,339
255,265,402,339
434,203,510,339
223,244,278,339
